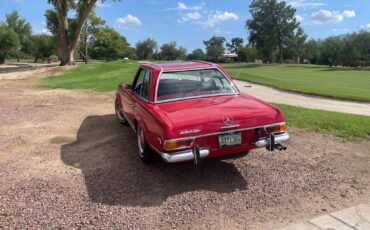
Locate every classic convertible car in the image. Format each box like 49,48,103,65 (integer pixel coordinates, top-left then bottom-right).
115,61,289,164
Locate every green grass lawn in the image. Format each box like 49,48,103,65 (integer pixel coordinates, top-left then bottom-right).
40,60,139,92
40,61,370,140
222,63,370,102
277,104,370,140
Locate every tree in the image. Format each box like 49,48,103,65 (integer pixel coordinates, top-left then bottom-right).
352,30,370,67
0,24,20,64
46,0,119,66
238,45,258,62
89,27,130,60
135,38,157,60
226,37,244,54
284,27,307,63
320,37,343,67
187,48,206,60
203,36,226,62
246,0,303,63
5,11,32,56
30,34,57,63
302,39,321,64
159,42,187,60
177,46,187,60
0,11,32,63
78,12,105,63
123,47,137,60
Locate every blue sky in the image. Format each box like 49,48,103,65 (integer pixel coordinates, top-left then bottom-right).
1,0,369,51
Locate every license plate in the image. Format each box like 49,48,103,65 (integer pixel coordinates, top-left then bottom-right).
218,132,242,147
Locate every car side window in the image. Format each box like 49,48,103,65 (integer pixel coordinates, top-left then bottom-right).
133,68,150,100
140,70,150,99
133,69,146,95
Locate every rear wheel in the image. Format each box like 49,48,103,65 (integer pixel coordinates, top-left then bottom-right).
137,125,157,164
115,98,128,125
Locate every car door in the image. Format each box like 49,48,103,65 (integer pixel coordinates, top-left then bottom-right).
125,68,148,127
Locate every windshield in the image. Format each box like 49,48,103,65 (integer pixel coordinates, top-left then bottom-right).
156,68,237,102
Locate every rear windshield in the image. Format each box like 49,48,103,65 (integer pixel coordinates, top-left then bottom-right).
156,69,237,102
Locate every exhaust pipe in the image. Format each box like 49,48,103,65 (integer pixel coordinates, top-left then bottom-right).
274,143,287,151
193,146,200,165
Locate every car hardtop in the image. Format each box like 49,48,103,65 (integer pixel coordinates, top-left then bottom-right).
141,61,218,72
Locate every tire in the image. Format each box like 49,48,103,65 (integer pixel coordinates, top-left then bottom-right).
137,125,157,164
115,98,128,125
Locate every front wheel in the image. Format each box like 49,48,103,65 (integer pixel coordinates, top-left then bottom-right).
137,125,157,164
115,98,128,125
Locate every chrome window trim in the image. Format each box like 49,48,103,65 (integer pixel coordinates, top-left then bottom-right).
163,122,286,143
154,93,239,104
154,67,239,103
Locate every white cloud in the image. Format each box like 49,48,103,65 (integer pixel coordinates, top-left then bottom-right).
203,11,239,28
177,2,187,10
179,11,202,22
333,28,348,33
285,0,325,8
367,24,370,28
311,10,356,24
296,15,304,22
116,14,142,27
342,10,355,18
176,2,205,11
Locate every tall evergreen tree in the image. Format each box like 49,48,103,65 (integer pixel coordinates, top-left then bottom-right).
246,0,304,63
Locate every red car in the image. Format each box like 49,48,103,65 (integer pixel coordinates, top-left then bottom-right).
115,61,289,164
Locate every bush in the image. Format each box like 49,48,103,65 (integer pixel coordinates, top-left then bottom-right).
49,55,59,62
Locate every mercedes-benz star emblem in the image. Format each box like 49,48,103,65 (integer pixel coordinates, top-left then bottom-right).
223,115,233,126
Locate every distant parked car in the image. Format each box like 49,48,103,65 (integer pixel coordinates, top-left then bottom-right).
115,61,289,164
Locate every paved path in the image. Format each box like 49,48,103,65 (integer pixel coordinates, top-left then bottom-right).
278,202,370,230
234,80,370,117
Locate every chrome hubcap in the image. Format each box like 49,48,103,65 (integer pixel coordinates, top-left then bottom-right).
115,100,125,122
137,128,144,158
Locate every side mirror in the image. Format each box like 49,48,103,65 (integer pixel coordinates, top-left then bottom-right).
118,83,129,90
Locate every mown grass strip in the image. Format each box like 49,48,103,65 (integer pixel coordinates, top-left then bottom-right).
223,63,370,102
276,104,370,140
40,61,139,92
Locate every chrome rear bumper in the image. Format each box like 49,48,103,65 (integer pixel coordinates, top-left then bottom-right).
255,131,290,148
158,131,289,163
161,148,209,163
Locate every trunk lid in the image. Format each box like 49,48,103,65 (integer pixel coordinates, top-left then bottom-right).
155,94,282,138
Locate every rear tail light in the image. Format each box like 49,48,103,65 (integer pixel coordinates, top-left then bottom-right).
266,123,287,134
164,139,193,150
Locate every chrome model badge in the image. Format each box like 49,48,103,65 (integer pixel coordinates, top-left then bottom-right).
223,115,233,126
179,129,201,135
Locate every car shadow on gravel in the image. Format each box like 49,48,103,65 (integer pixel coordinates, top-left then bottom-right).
61,114,247,207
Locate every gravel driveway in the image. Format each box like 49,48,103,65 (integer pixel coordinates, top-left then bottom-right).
0,67,369,229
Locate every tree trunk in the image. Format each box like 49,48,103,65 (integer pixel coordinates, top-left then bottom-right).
84,44,88,64
0,56,5,64
60,49,75,66
55,0,96,66
279,45,283,64
77,48,86,63
84,32,88,64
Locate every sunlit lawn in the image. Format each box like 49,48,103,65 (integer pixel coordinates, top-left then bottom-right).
223,63,370,102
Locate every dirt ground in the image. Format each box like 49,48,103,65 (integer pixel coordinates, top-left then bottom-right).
0,66,369,229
